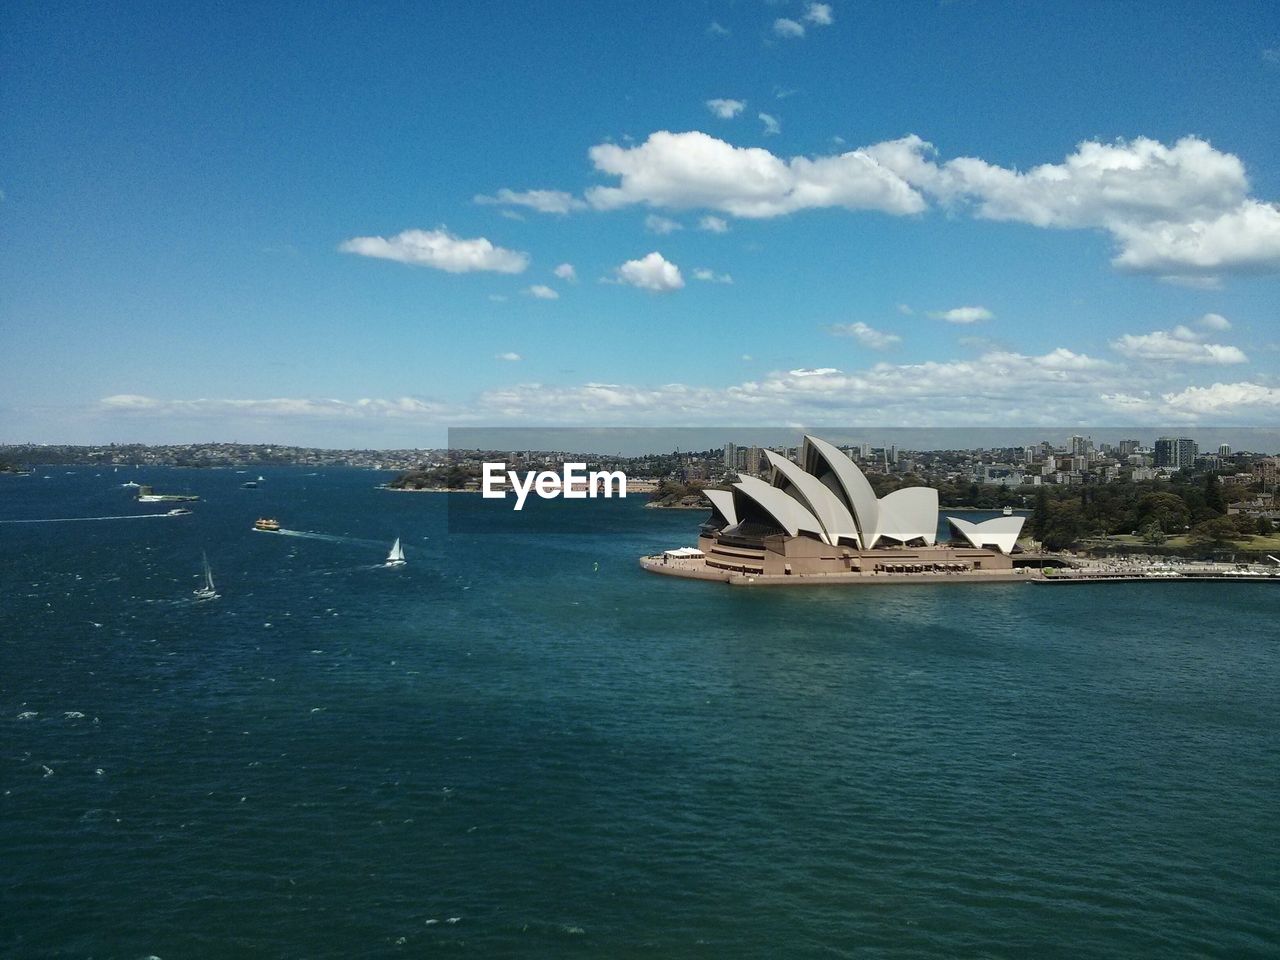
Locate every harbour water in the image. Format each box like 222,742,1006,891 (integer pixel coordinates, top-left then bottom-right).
2,469,1277,958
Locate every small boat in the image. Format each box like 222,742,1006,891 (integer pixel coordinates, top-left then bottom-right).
193,553,219,601
253,518,281,532
167,508,192,516
242,480,258,488
385,537,406,567
1002,506,1014,516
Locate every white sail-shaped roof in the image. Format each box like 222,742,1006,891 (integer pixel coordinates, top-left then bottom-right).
732,476,827,541
703,488,738,528
763,450,862,547
878,487,939,545
947,515,1025,554
801,435,882,547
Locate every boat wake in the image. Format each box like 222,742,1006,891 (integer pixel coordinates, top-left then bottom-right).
268,528,385,548
0,513,178,524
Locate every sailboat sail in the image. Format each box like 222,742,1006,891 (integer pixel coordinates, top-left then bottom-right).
194,552,218,599
386,538,405,564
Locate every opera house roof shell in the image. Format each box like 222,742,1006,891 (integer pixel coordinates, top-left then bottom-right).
710,434,1024,552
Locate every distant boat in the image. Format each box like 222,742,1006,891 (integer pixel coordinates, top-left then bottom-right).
167,508,192,516
242,480,258,488
256,475,265,482
385,538,406,567
1002,506,1014,516
253,518,281,532
193,553,219,601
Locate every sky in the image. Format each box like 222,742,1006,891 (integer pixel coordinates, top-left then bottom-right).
2,0,1280,446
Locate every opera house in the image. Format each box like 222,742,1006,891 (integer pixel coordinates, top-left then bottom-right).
643,435,1028,583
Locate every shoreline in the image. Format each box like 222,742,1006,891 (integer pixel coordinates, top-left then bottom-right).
640,555,1280,587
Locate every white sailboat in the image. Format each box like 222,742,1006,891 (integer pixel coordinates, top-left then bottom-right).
194,552,219,601
385,538,406,567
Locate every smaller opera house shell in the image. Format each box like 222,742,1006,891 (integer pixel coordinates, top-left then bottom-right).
691,435,1025,578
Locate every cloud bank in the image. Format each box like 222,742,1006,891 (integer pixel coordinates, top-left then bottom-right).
486,131,1280,275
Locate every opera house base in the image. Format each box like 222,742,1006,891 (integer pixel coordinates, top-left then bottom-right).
641,536,1039,587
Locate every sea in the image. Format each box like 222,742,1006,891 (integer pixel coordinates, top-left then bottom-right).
2,468,1277,959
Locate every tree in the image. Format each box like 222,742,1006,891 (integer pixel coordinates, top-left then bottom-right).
1032,487,1050,541
1203,472,1226,515
1231,513,1258,537
1188,516,1238,547
1136,492,1191,533
1258,516,1274,537
1140,522,1167,545
1042,500,1086,551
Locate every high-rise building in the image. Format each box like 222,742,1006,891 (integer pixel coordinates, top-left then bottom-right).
861,441,871,459
723,442,737,471
1118,439,1141,457
1154,437,1198,469
1218,443,1231,457
1070,435,1093,460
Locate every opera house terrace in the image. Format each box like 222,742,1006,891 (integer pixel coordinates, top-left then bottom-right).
641,435,1032,586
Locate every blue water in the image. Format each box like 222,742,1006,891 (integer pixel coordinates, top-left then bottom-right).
2,469,1277,958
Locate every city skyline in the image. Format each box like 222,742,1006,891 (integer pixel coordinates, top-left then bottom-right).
3,2,1280,445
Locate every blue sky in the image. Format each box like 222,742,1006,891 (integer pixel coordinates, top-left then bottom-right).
2,0,1279,445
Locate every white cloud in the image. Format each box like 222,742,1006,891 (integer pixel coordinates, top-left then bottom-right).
488,294,508,302
829,321,902,349
613,251,685,292
1199,312,1231,331
867,134,1280,274
773,18,805,39
585,130,926,218
758,112,781,136
708,20,730,36
699,215,730,233
803,3,834,26
526,284,559,300
471,348,1117,425
473,188,586,214
693,267,733,284
489,131,1280,276
98,394,450,420
706,98,746,119
1159,274,1223,289
930,306,993,324
339,228,529,274
105,340,1280,430
1111,326,1247,364
644,213,683,234
1162,381,1280,413
896,303,914,315
495,352,522,361
1103,381,1280,419
1107,201,1280,273
553,262,577,282
1263,47,1280,65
